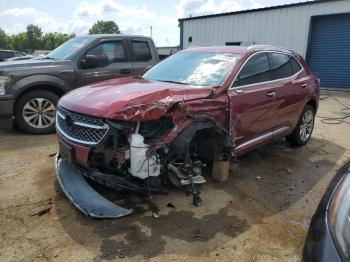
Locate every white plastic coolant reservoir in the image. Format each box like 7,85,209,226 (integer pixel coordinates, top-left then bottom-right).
129,133,160,179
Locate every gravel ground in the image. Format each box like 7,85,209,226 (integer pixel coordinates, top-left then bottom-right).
0,90,349,262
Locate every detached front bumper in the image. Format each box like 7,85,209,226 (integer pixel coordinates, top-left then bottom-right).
55,154,133,218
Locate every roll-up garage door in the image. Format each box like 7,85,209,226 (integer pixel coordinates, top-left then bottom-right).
307,13,350,89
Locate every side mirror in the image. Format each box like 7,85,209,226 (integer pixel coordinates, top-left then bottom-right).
81,55,98,69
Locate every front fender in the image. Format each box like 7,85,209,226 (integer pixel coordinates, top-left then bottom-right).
170,116,232,154
11,74,73,98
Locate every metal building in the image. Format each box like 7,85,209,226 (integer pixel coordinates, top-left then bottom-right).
178,0,350,89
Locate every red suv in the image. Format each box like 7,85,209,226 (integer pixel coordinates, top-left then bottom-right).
55,45,319,218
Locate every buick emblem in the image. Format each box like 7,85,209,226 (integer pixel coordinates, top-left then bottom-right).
65,115,74,129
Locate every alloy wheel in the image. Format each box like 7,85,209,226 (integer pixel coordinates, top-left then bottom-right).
22,98,56,129
299,109,314,142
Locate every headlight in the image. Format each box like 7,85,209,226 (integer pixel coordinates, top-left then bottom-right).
0,76,11,95
328,165,350,260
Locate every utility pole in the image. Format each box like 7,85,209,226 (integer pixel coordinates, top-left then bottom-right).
150,26,153,38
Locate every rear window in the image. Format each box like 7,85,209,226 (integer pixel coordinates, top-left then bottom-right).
132,41,152,61
268,52,293,80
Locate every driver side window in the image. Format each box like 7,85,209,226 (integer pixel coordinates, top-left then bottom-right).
87,41,126,67
232,52,270,87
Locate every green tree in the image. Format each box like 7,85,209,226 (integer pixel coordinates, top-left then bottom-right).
42,33,75,50
8,33,28,51
0,28,7,49
0,25,75,52
89,21,120,34
26,24,42,51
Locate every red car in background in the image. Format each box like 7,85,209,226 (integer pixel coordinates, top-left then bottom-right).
55,45,320,218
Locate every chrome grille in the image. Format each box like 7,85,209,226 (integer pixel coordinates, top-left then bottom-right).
56,107,109,145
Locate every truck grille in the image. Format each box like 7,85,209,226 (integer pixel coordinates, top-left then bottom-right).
56,107,109,146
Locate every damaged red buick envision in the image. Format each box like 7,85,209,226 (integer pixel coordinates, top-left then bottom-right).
55,45,319,218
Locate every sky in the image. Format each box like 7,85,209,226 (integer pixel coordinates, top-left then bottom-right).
0,0,313,47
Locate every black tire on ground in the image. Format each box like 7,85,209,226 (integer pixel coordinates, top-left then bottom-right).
15,90,59,134
286,105,315,147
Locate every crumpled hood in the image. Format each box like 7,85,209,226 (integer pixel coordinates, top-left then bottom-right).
59,77,213,121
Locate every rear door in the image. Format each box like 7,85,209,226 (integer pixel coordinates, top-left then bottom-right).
228,52,280,154
128,38,159,75
267,52,309,135
76,39,133,87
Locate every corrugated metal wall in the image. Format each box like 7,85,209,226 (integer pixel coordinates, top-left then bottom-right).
182,0,350,57
307,13,350,88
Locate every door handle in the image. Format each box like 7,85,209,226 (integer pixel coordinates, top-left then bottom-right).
235,88,244,94
267,91,276,97
300,83,307,88
121,68,131,74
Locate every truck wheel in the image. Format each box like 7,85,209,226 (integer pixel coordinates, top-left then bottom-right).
286,105,315,147
15,90,59,134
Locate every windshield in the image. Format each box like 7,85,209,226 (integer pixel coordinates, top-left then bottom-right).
47,37,92,60
143,51,241,86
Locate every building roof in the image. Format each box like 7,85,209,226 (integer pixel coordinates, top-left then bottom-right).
178,0,342,22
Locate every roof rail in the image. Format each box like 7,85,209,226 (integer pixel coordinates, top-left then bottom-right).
247,44,292,53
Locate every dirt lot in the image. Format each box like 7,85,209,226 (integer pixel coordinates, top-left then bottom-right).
1,90,350,262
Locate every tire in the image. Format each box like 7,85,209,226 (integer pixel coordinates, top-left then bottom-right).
286,105,315,147
15,90,59,134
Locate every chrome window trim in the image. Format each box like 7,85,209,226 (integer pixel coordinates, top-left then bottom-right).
229,50,304,90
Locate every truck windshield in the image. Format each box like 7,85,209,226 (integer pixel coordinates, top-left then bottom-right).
46,37,92,60
143,51,241,87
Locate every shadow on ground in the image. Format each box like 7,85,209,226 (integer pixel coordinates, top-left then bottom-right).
53,137,345,260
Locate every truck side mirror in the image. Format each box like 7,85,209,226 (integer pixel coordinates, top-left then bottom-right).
82,55,98,69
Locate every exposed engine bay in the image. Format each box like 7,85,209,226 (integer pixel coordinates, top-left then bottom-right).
78,118,217,206
56,104,232,217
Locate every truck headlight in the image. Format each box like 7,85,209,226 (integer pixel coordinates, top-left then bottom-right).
328,165,350,260
0,76,11,95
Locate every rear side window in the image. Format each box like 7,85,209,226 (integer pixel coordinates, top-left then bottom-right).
268,53,293,80
290,57,302,74
132,41,152,61
233,52,270,87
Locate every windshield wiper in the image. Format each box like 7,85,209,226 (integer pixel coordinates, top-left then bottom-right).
158,80,190,85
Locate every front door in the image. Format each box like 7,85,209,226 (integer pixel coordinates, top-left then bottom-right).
76,40,133,87
228,52,279,155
